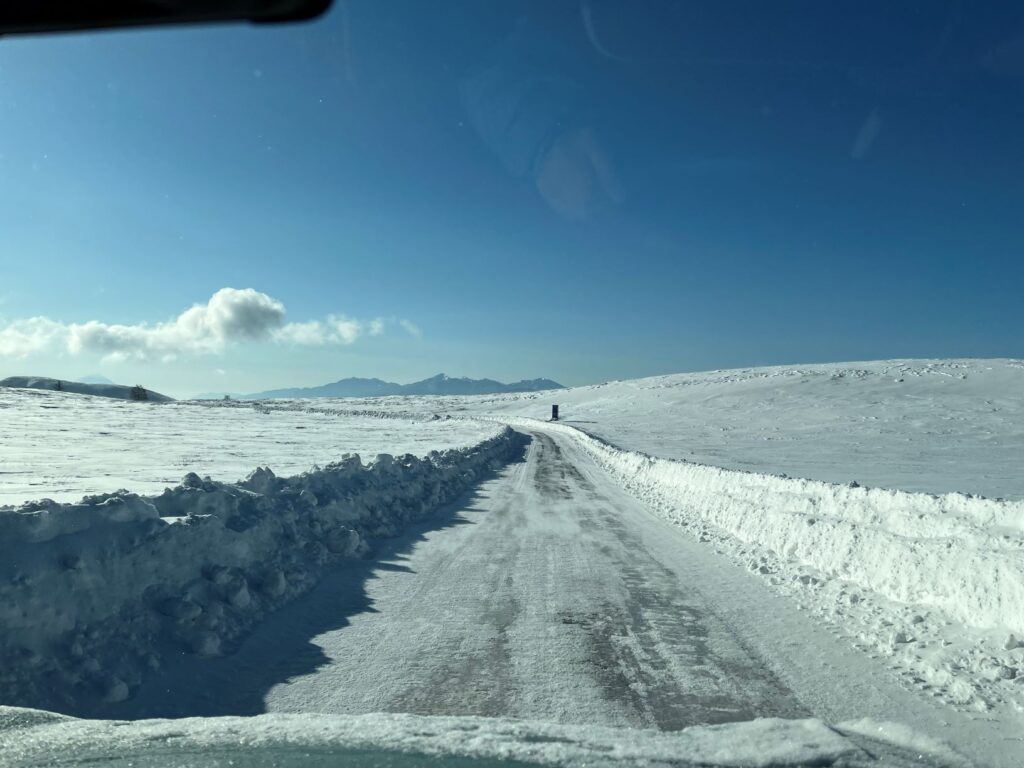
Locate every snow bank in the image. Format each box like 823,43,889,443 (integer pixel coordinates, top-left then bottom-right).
508,419,1024,711
0,707,967,767
518,420,1024,634
0,428,526,711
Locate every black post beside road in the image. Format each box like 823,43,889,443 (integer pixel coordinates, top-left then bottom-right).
551,404,559,421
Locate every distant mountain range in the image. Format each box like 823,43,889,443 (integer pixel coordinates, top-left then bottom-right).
238,373,564,400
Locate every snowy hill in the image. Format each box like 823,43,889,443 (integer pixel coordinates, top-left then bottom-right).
0,376,173,403
246,373,563,400
373,359,1024,500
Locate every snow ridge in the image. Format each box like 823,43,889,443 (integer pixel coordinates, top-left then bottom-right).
0,428,526,712
1,377,173,402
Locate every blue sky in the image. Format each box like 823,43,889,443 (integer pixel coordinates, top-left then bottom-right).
1,2,1022,397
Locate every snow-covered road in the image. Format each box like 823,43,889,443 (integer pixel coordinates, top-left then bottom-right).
94,426,1012,767
108,428,795,725
262,430,807,727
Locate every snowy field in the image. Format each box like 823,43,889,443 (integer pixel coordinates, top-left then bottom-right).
9,359,1016,507
352,359,1024,500
0,389,501,506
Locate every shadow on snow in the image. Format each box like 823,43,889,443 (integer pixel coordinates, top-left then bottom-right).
70,435,531,720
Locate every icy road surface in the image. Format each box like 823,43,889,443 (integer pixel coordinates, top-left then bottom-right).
107,428,1005,767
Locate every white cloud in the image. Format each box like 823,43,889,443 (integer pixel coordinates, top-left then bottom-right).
399,319,423,339
328,315,362,345
273,315,363,347
0,317,66,356
58,288,285,360
274,320,329,346
0,288,400,361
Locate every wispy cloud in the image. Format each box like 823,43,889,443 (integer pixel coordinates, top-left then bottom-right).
399,319,423,339
0,288,399,361
273,315,367,346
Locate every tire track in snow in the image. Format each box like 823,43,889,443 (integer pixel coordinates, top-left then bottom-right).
533,431,805,728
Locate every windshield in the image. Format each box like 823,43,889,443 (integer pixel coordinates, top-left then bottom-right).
1,3,1022,768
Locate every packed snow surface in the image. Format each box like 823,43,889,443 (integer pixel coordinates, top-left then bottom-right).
363,359,1024,500
0,389,501,505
